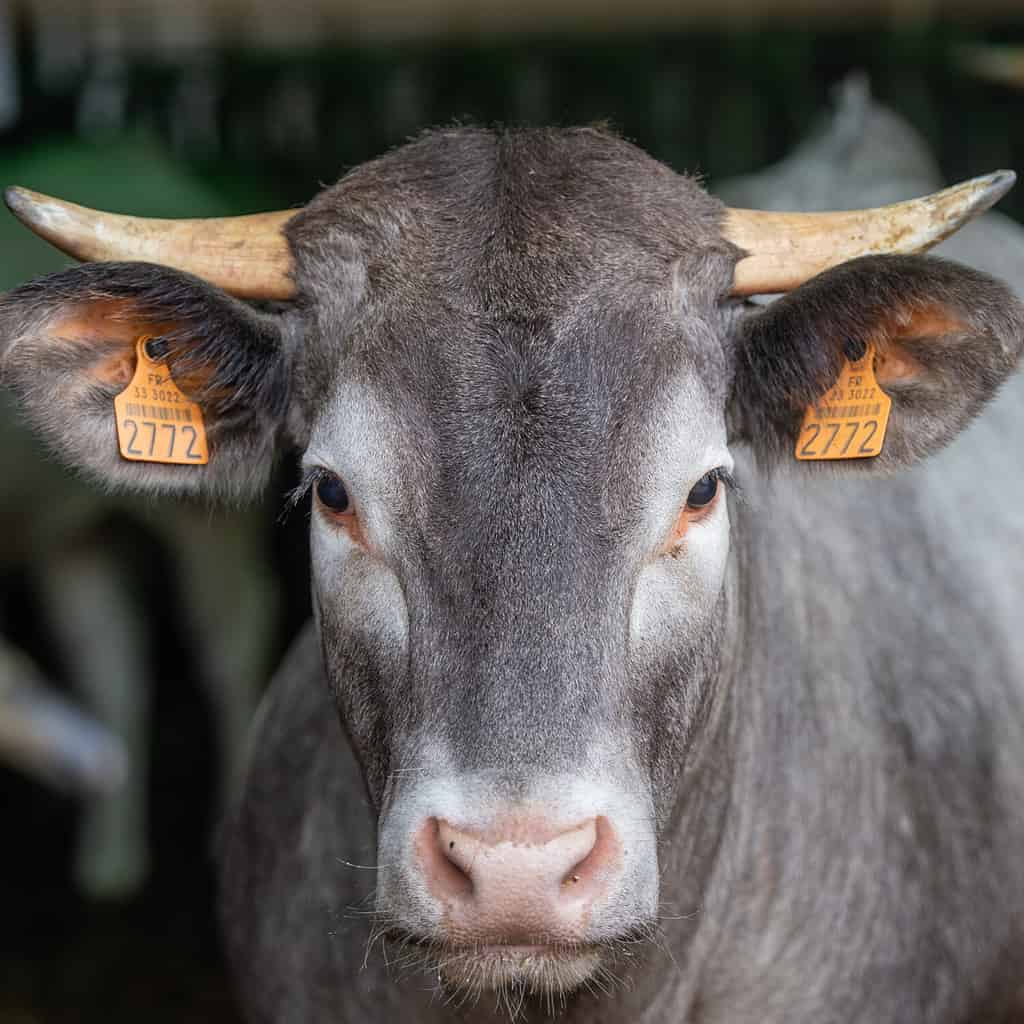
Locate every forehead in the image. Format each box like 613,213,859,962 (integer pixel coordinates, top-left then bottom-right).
291,126,737,488
287,123,736,319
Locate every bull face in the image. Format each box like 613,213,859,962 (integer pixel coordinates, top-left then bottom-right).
285,132,746,990
1,126,1021,1002
303,294,734,990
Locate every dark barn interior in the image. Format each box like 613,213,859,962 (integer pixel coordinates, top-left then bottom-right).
1,1,1023,1019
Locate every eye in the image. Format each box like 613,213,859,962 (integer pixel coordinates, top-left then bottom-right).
665,468,727,550
315,472,353,515
313,470,367,545
686,471,720,510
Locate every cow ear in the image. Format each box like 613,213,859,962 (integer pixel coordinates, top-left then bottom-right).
0,262,299,499
729,254,1024,472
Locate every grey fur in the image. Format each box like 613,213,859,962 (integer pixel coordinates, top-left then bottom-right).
3,117,1024,1022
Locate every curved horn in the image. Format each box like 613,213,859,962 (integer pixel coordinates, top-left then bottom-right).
726,170,1016,296
4,186,297,300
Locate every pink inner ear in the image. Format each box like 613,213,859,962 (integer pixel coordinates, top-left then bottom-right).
53,298,153,345
898,306,968,340
874,346,924,386
49,300,179,389
99,351,135,388
872,304,967,387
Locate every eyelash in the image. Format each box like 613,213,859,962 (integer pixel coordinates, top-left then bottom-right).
695,467,738,501
286,466,329,511
708,467,730,488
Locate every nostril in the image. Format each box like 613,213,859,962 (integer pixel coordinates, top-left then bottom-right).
558,816,616,900
417,818,474,899
437,819,483,880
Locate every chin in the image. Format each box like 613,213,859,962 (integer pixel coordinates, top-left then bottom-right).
437,943,605,997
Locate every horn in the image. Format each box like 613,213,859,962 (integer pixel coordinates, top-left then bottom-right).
4,187,297,301
725,170,1016,296
956,44,1024,88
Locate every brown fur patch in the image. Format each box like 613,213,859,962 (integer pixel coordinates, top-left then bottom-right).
873,344,924,386
51,300,181,387
901,306,967,339
95,349,136,388
51,298,140,345
869,305,966,387
167,358,233,405
48,300,227,393
51,299,182,347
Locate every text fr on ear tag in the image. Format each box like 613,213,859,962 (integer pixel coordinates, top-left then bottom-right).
795,342,892,461
114,337,209,465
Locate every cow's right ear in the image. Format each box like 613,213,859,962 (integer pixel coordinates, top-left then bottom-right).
0,262,300,499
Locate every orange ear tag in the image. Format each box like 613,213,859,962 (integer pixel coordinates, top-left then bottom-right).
114,337,209,465
795,342,892,461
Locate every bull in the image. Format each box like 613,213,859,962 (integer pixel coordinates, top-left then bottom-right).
1,123,1022,1023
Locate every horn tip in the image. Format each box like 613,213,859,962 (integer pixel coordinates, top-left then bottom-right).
4,185,50,229
5,185,31,218
988,168,1016,198
971,169,1016,211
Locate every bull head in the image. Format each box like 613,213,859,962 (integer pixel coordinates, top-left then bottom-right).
1,127,1022,1009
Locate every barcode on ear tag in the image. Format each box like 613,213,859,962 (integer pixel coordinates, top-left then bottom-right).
114,337,209,465
795,342,892,461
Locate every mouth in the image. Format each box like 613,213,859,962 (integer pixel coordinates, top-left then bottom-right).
383,930,609,997
436,942,604,995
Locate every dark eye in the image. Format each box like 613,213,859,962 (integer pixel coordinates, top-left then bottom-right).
316,472,352,514
686,471,720,510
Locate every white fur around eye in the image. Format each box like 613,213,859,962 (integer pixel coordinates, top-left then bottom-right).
311,520,409,654
631,488,730,653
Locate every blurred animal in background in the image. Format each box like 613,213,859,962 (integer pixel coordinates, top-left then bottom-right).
715,73,942,208
3,93,1024,1024
0,637,126,796
716,72,1024,290
0,140,281,899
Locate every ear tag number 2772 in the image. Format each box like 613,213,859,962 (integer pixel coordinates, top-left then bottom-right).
795,343,891,461
114,337,209,465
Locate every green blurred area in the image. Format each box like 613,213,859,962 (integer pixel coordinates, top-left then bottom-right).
0,136,283,287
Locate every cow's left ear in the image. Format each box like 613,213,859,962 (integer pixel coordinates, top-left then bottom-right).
0,261,300,499
729,254,1024,471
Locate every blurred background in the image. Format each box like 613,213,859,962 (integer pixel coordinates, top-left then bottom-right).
0,0,1023,1020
